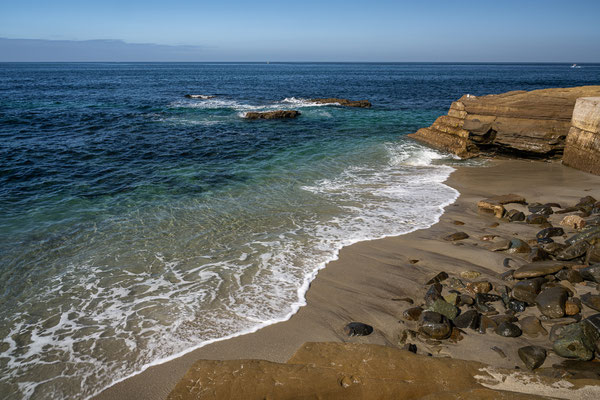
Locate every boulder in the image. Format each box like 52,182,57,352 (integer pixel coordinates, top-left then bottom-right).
408,86,600,158
535,287,569,319
310,98,371,108
244,110,301,120
344,322,373,337
553,322,595,360
563,97,600,175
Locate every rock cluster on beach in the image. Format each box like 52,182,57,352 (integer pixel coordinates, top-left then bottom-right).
407,86,600,159
387,193,600,373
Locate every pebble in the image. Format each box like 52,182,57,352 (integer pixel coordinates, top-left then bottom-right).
535,286,569,319
419,311,452,340
426,271,449,285
466,281,492,294
560,215,586,230
580,293,600,312
402,307,423,321
344,322,373,336
453,309,480,330
513,261,566,279
495,321,522,337
518,345,547,370
519,316,548,337
460,271,480,279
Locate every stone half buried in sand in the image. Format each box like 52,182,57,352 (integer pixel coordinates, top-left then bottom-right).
310,98,372,108
407,86,600,158
167,342,600,400
244,110,301,120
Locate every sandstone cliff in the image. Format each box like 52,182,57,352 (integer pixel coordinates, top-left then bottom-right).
408,86,600,158
563,97,600,175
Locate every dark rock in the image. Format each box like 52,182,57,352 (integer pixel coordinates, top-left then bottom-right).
487,238,511,251
444,232,469,241
491,346,507,358
536,227,565,240
537,237,554,245
552,322,595,360
184,94,215,99
310,98,371,108
581,293,600,312
507,238,531,254
566,226,600,245
512,278,545,304
458,294,474,306
506,209,526,222
495,321,522,337
424,283,443,306
576,196,597,208
491,314,518,325
344,322,373,336
428,299,459,320
541,242,568,256
403,343,417,353
453,310,480,329
555,269,583,283
536,286,569,319
555,241,590,261
519,316,548,337
419,311,451,340
476,293,502,303
528,203,554,216
518,346,547,370
526,214,548,225
500,270,515,281
478,316,498,334
426,271,449,285
582,313,600,354
545,202,562,209
502,258,515,268
402,307,423,321
525,246,550,262
513,261,566,279
580,264,600,283
507,298,527,313
245,110,301,120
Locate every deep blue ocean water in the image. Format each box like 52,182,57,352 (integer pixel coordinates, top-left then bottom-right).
1,63,600,399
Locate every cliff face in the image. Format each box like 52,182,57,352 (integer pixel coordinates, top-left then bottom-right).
408,86,600,158
563,97,600,175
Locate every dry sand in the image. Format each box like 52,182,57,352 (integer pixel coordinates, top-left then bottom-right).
94,159,600,400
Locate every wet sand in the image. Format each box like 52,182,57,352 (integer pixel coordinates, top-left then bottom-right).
94,159,600,400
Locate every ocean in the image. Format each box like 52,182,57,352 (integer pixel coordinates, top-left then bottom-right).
1,62,599,399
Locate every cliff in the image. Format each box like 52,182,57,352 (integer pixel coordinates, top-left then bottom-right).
408,86,600,158
563,97,600,175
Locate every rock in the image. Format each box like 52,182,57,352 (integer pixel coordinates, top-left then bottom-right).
310,98,371,108
424,284,443,306
518,346,547,370
555,241,590,261
453,310,480,329
586,245,600,264
507,298,527,313
426,272,449,284
466,281,492,294
561,215,587,230
495,321,522,337
541,242,568,256
419,311,451,340
477,200,505,218
428,299,459,320
563,97,600,175
403,343,417,353
403,307,424,321
478,316,498,334
491,346,507,358
458,294,474,306
487,238,511,251
505,209,525,222
500,270,515,281
443,232,469,241
566,226,600,245
184,94,215,99
565,299,581,316
536,227,565,240
556,268,584,283
528,203,554,216
481,234,497,241
443,293,458,305
582,313,600,354
486,194,528,205
513,261,567,279
407,86,600,158
448,277,465,289
526,214,548,225
344,322,373,336
491,314,518,325
581,293,600,312
459,271,480,279
512,278,545,304
519,316,548,337
580,264,600,282
507,238,531,254
408,259,419,264
552,322,595,360
245,110,301,120
526,246,551,262
536,286,569,318
453,220,465,225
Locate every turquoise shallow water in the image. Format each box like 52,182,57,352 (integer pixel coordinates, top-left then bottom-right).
1,63,600,399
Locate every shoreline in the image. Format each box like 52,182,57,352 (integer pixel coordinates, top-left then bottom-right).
95,158,600,400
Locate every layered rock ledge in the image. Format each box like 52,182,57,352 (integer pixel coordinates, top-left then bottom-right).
563,97,600,175
408,86,600,158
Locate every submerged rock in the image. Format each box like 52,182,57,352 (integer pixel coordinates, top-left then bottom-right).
536,227,564,240
426,271,449,285
518,346,547,370
310,98,371,108
403,307,423,321
245,110,301,120
344,322,373,336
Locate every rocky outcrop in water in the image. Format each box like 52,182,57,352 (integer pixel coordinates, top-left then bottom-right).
310,98,372,108
244,110,301,120
184,94,215,99
408,86,600,158
563,97,600,175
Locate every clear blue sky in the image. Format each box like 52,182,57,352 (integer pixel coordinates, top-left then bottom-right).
1,0,599,61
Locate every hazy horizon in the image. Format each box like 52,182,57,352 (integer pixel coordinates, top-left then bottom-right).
1,1,600,62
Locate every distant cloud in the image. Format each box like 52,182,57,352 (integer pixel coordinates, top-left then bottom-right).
0,38,207,61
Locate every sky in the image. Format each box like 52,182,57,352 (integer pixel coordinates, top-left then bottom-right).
1,0,599,62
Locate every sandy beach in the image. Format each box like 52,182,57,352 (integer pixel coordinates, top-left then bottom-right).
94,158,600,399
